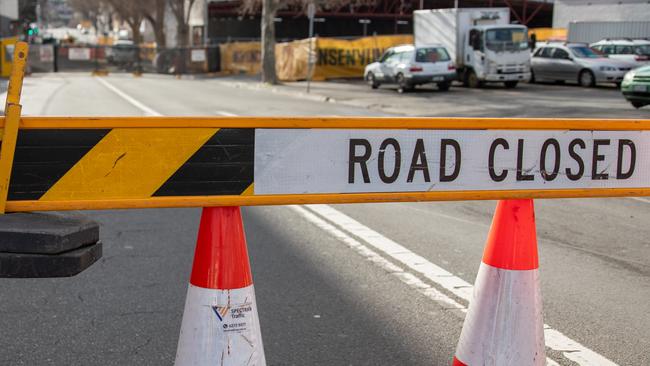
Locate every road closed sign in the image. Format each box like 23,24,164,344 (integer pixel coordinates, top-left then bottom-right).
255,129,645,194
2,117,650,211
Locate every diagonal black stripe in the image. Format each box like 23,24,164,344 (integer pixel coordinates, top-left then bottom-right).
153,128,254,197
7,129,111,200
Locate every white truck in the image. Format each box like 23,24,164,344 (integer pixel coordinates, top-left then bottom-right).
414,8,531,88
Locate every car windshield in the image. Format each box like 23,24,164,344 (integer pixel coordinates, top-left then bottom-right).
379,50,393,63
485,28,528,52
570,46,602,59
635,45,650,56
415,47,450,62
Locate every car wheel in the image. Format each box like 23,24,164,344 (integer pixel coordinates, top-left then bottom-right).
437,81,451,91
366,72,380,89
396,73,411,93
466,70,483,88
504,81,518,88
579,70,596,87
631,101,646,109
529,70,535,83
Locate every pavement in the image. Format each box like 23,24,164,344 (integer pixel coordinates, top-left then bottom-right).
0,72,648,365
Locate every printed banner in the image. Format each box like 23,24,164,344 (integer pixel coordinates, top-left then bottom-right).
190,49,206,62
68,47,91,61
275,35,414,81
219,41,261,75
313,35,413,80
275,38,312,81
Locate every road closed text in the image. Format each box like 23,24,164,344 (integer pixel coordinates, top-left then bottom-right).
254,129,649,195
348,137,636,184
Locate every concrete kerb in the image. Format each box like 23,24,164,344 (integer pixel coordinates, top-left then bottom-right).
209,78,338,104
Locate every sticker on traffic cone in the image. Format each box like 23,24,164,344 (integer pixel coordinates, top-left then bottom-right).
452,199,545,366
175,207,266,366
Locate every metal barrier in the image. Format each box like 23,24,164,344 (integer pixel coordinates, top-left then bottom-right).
26,44,221,75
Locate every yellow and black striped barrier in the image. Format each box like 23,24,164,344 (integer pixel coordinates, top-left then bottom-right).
2,117,650,212
2,42,650,213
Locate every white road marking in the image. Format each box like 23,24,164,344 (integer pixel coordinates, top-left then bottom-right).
215,110,238,116
95,77,162,116
629,197,650,204
546,359,561,366
84,80,618,366
290,205,466,313
302,204,619,366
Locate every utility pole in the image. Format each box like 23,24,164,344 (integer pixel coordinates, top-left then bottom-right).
306,2,315,93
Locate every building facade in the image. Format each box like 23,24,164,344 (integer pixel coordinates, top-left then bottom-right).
553,0,650,28
205,0,553,44
0,0,19,37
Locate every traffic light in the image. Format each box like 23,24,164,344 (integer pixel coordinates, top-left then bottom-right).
24,23,39,39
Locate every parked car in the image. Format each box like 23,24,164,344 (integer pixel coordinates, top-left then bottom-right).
107,39,138,69
364,44,456,93
621,65,650,108
530,43,635,87
591,38,650,69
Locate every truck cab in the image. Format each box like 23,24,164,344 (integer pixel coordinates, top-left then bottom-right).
464,24,531,88
414,8,532,89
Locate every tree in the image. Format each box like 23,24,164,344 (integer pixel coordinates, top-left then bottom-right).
168,0,197,48
242,0,376,85
68,0,105,34
139,0,167,48
70,0,165,47
105,0,145,44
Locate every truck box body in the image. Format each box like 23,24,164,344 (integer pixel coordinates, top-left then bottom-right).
414,8,510,67
568,21,650,44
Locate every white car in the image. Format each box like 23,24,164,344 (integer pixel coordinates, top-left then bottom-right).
591,39,650,69
364,44,456,93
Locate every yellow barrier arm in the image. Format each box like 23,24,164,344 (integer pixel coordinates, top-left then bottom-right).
0,42,27,213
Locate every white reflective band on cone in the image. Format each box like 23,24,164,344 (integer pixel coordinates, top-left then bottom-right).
175,284,266,366
455,263,545,366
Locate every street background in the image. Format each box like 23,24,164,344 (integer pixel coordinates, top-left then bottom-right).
0,73,648,365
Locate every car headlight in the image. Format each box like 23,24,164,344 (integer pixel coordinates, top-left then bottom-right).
623,71,635,82
600,66,616,71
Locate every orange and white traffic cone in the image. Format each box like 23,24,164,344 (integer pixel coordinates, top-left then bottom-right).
452,199,545,366
175,207,266,366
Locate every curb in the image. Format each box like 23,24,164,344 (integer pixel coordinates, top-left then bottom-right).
211,79,337,104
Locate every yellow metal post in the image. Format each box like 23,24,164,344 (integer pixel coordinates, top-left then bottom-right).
0,41,28,213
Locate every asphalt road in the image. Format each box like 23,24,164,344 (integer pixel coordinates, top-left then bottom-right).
0,73,648,365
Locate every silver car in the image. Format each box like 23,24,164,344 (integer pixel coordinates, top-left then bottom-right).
364,44,456,93
531,43,635,87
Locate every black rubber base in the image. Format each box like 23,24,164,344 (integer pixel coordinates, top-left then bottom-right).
0,212,102,278
0,241,102,278
0,212,98,254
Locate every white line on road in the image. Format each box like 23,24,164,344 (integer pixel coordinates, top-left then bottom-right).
302,204,619,366
87,79,618,366
630,197,650,204
290,205,466,312
215,110,238,116
95,77,162,116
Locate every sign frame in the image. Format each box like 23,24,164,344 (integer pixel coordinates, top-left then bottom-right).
2,116,650,212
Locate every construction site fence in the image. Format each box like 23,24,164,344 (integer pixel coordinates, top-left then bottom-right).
23,34,414,79
26,44,221,75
